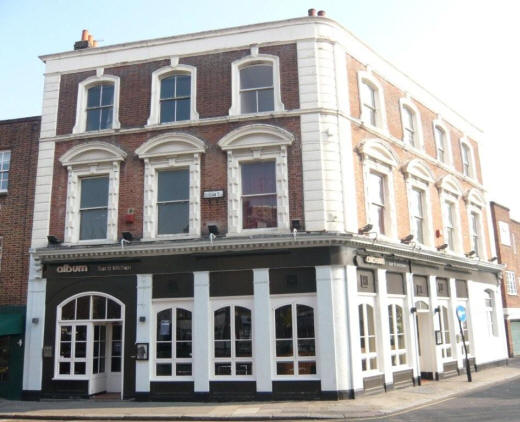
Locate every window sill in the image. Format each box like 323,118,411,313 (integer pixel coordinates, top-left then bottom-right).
52,375,89,381
64,239,117,247
74,128,118,136
362,370,383,378
229,109,284,118
150,376,194,382
210,376,256,381
144,234,198,242
272,375,320,381
145,120,198,129
226,228,290,237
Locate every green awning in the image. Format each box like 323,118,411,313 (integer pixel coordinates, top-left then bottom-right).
0,313,25,336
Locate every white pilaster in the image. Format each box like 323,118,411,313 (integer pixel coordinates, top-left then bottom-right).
344,264,362,392
448,278,461,368
429,275,443,375
405,272,419,379
193,271,210,392
135,274,152,393
253,268,272,392
375,269,392,386
22,255,46,392
316,265,350,392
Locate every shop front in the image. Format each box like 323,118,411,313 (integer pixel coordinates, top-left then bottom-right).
0,306,26,400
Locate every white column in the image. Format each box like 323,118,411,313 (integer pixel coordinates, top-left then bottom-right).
466,281,480,364
405,272,419,380
135,274,152,393
253,268,272,392
448,278,461,368
429,275,443,375
315,266,350,392
193,271,210,392
375,269,393,386
345,264,362,392
22,255,46,392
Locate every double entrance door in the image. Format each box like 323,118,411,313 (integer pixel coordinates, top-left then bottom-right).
89,323,123,396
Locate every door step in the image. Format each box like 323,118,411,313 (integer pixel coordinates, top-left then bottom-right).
91,392,120,400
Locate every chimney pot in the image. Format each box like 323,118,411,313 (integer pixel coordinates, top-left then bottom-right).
317,10,326,16
88,34,93,43
93,40,98,47
308,8,316,16
81,29,89,41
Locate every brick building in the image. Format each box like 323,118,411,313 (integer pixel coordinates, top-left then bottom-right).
23,11,507,401
0,116,40,399
490,202,520,356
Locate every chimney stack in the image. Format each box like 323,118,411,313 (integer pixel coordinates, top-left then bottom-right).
317,10,326,17
74,29,97,50
308,8,316,16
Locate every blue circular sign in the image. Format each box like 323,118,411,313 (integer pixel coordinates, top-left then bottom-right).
456,305,467,322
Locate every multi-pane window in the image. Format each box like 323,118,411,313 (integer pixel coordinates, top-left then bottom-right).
240,65,274,113
241,161,277,229
93,325,106,374
155,307,192,377
213,306,252,376
0,337,8,382
160,75,191,123
402,106,415,146
470,212,481,256
506,271,517,295
58,325,87,376
157,170,189,235
444,201,456,251
484,290,497,336
361,82,377,126
368,172,385,234
461,144,471,176
79,177,109,240
439,305,452,360
411,188,424,244
0,151,10,192
435,126,446,163
457,315,471,355
274,304,316,376
359,303,377,372
388,304,407,366
111,324,122,373
86,84,114,131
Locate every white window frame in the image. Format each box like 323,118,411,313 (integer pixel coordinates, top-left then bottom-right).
229,52,284,116
387,301,409,368
499,221,512,246
271,294,318,380
505,271,517,296
432,119,452,166
218,124,293,236
73,73,121,134
399,98,423,149
403,159,434,247
465,189,487,259
151,300,193,381
438,303,453,361
484,289,498,337
358,139,398,240
358,300,379,374
437,176,464,254
136,132,205,240
59,142,126,244
0,150,11,193
358,71,388,131
147,60,198,126
54,292,125,380
459,137,476,179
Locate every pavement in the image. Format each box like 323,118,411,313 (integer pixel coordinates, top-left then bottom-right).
1,363,519,421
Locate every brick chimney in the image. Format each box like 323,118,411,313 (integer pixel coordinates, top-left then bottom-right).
74,29,97,50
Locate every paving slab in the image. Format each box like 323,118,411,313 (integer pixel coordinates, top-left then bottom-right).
0,365,519,421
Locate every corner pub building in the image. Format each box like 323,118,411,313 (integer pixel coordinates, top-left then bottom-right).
22,11,508,401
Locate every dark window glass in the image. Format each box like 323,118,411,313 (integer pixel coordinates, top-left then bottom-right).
240,65,273,89
76,296,90,319
157,170,190,235
86,84,114,131
214,307,230,340
240,90,257,114
176,309,192,341
241,161,277,229
59,362,70,375
298,361,316,375
80,177,109,240
160,75,191,123
74,362,86,375
296,305,314,338
276,362,293,375
156,363,172,376
239,65,274,113
92,296,106,319
107,299,121,319
176,363,192,376
61,300,75,320
215,363,232,376
275,305,292,339
236,362,252,375
61,326,72,342
157,309,172,342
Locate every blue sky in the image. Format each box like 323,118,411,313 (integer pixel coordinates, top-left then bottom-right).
1,0,519,217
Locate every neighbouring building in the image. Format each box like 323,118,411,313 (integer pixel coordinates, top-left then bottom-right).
22,10,507,401
490,202,520,356
0,116,40,399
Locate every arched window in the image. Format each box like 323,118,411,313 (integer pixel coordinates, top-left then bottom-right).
439,305,452,360
274,303,316,376
402,106,415,146
358,71,387,130
155,306,192,377
399,98,423,148
388,304,407,366
359,303,377,372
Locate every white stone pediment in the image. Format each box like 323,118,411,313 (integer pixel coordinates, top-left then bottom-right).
218,124,294,151
59,141,127,166
136,132,206,159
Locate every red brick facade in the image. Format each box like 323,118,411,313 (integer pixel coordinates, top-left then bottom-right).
0,117,40,306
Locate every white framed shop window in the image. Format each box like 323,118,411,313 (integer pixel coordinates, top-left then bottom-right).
271,295,318,380
228,51,284,116
438,304,452,361
464,189,487,259
399,97,424,149
73,73,121,134
387,300,409,368
136,132,205,240
59,142,127,244
152,301,193,380
432,119,452,166
402,159,434,246
210,298,254,380
147,60,199,126
436,175,464,254
358,70,388,131
54,292,124,380
358,300,378,374
484,289,498,337
358,139,398,240
218,124,293,235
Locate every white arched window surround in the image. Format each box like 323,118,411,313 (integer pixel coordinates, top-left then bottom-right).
358,139,398,240
464,188,488,259
357,70,388,131
459,137,477,179
73,73,121,134
399,97,424,149
402,159,434,247
432,119,453,166
218,124,293,235
59,141,126,244
146,61,199,126
228,52,284,116
436,175,463,254
135,132,205,240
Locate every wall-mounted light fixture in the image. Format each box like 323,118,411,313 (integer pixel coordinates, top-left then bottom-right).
401,234,414,244
489,256,498,262
436,243,448,251
465,250,476,258
358,224,373,235
122,232,134,241
32,317,39,324
139,316,146,323
47,235,62,245
208,225,219,235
